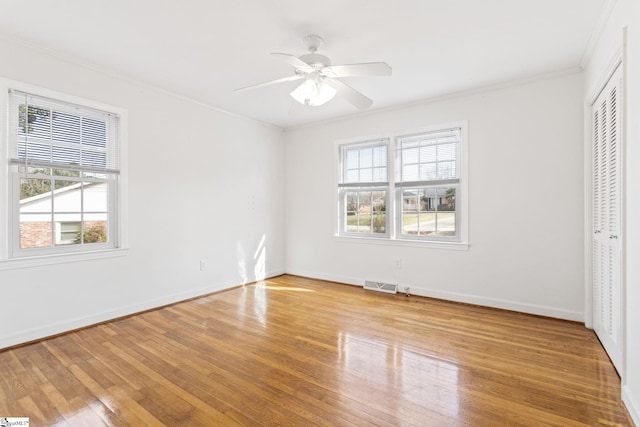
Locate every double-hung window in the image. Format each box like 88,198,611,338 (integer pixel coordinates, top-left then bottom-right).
337,123,466,244
396,128,461,241
6,89,121,257
338,139,389,237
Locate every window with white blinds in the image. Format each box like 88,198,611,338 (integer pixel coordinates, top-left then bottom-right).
6,89,121,257
9,91,119,172
336,123,466,244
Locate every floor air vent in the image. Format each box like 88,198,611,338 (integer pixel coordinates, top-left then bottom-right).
364,280,398,294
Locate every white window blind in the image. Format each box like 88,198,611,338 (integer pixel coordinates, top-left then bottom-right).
8,90,120,173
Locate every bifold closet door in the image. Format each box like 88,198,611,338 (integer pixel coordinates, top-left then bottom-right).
592,65,622,371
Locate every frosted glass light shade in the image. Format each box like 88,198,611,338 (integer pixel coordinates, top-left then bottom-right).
290,78,336,106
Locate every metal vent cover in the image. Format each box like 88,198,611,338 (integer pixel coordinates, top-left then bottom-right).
364,280,398,294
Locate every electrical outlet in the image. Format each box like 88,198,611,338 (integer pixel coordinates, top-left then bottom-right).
200,260,207,271
395,259,402,269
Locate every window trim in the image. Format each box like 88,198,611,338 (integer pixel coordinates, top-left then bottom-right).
0,78,128,268
334,121,468,246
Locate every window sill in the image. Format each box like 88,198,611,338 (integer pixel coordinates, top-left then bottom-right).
0,247,129,271
333,235,469,250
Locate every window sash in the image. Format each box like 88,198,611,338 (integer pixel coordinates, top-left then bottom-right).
396,127,461,186
339,139,389,185
8,90,120,173
339,188,389,237
396,185,459,241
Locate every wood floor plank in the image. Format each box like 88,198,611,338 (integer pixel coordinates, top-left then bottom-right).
0,275,633,426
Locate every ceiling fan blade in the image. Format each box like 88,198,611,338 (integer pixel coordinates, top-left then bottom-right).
323,62,392,78
233,74,304,92
270,53,314,72
325,78,373,110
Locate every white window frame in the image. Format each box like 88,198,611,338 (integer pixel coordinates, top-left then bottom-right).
0,78,128,270
335,121,468,248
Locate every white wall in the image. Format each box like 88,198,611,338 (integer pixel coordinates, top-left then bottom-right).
284,72,585,321
0,36,285,348
584,0,640,423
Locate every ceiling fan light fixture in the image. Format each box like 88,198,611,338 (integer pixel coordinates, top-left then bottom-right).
290,78,336,106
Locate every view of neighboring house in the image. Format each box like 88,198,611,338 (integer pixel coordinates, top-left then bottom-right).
19,181,108,248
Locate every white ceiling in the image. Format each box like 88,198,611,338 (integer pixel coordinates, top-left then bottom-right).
0,0,606,128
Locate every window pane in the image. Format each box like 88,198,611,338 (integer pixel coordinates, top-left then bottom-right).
346,193,358,213
438,161,456,179
53,181,81,213
372,191,386,233
59,222,80,243
359,192,372,214
82,149,107,168
359,147,373,168
21,105,51,139
346,149,359,169
20,177,51,200
403,190,419,212
83,182,109,213
403,147,419,164
82,117,107,148
344,190,387,235
420,145,437,163
55,217,80,246
401,187,457,237
346,170,359,183
438,187,456,211
402,212,418,235
419,163,437,181
52,111,81,144
372,167,386,182
419,212,437,235
373,146,387,167
403,164,419,181
422,188,436,212
83,216,108,244
20,141,51,163
360,168,373,182
20,215,52,248
436,212,456,236
438,143,456,161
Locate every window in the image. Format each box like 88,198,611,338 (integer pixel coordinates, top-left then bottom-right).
338,140,389,237
396,128,461,241
6,89,121,258
337,124,466,245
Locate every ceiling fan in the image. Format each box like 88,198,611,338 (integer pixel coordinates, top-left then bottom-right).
234,35,392,109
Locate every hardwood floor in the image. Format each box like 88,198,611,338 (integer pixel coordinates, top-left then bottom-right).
0,275,633,426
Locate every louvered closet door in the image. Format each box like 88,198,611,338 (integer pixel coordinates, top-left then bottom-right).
592,65,622,370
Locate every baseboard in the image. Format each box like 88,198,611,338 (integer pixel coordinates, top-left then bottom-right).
623,386,640,426
0,268,285,350
285,268,584,322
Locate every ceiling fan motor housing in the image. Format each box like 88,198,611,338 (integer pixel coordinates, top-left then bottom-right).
298,53,331,69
